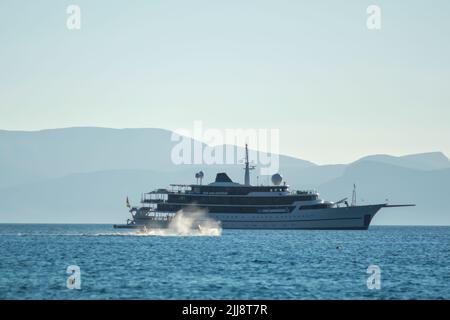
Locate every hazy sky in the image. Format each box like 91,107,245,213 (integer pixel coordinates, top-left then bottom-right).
1,0,449,164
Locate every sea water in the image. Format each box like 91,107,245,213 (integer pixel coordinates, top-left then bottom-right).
0,224,449,299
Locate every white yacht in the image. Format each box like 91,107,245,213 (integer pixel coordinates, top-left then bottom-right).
114,145,414,230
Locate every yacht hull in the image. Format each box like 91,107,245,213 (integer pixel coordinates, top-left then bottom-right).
212,204,383,230
124,204,384,230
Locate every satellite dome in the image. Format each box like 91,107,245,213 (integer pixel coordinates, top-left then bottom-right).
195,171,204,184
271,173,283,186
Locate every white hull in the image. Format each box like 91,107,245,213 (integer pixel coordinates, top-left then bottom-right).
212,204,382,230
133,204,384,230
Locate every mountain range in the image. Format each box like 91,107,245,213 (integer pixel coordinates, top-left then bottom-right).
1,127,449,225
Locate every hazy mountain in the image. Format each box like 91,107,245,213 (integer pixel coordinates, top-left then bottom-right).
0,127,315,188
318,161,450,225
0,127,449,225
0,127,175,187
0,169,179,223
354,152,450,171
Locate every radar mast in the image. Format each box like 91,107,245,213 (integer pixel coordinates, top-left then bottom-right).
244,144,255,185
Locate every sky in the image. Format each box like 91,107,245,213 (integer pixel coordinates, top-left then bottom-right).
0,0,449,164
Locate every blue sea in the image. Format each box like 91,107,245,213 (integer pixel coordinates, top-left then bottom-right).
0,224,449,300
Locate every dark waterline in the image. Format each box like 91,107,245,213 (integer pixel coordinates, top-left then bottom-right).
0,224,449,299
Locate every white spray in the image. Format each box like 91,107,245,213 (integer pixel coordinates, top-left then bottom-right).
138,208,222,237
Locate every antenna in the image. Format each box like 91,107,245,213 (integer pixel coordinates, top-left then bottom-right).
199,171,204,185
351,184,356,206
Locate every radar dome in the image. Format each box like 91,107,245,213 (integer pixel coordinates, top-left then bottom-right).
271,173,283,185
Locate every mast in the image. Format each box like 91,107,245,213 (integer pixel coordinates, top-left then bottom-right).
351,184,356,206
244,144,255,185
